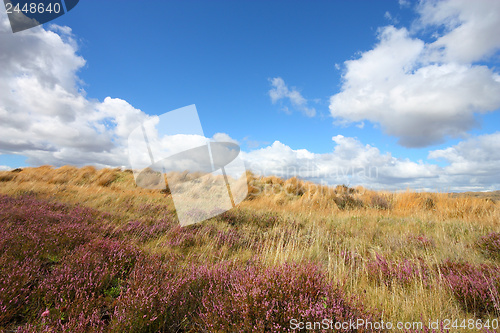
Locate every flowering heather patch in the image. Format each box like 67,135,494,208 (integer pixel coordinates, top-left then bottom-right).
476,232,500,260
111,259,377,332
162,224,203,249
158,224,244,254
0,194,105,260
0,194,142,331
109,254,198,333
196,262,376,332
366,254,430,287
1,194,377,332
214,228,244,248
0,256,43,325
99,259,377,332
38,239,140,330
439,260,500,316
0,194,111,327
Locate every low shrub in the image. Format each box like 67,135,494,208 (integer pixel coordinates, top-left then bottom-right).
109,255,193,333
370,194,391,210
0,194,117,329
196,262,375,332
366,254,430,287
334,195,364,210
38,239,140,331
440,261,500,316
476,232,500,260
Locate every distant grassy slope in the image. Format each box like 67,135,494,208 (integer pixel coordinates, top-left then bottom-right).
0,165,497,221
451,190,500,201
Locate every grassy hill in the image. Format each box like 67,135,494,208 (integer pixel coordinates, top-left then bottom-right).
0,166,499,332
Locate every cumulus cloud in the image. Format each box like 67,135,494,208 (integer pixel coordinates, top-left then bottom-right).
0,12,234,169
0,12,138,167
428,132,500,187
418,0,500,63
243,135,441,191
330,0,500,148
269,77,316,117
212,133,239,144
242,133,500,191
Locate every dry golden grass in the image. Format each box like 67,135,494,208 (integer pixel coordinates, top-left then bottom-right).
245,171,498,226
0,166,173,224
0,166,499,327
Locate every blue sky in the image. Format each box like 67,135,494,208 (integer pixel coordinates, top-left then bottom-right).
1,0,500,191
60,1,413,152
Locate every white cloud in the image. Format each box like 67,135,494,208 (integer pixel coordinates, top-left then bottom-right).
0,165,12,171
243,133,500,191
0,13,237,169
212,132,239,144
399,0,411,8
0,12,130,167
330,0,500,148
418,0,500,63
269,77,316,117
428,132,500,184
384,11,399,24
243,135,440,190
